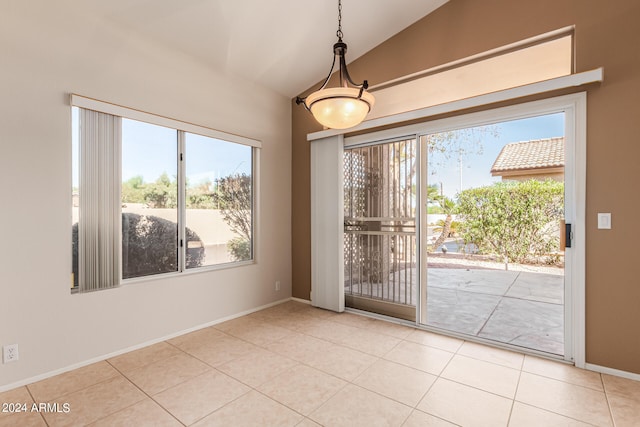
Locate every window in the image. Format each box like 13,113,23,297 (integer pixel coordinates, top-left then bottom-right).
121,119,179,279
368,31,573,120
71,96,259,292
185,133,253,267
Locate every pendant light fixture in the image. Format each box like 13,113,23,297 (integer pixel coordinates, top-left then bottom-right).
296,0,375,130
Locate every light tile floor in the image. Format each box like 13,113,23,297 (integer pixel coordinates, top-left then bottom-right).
1,300,639,426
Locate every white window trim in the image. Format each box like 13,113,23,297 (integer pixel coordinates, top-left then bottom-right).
72,96,261,290
71,94,262,148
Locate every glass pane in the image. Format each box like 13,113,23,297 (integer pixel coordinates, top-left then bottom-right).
121,119,178,279
185,133,253,267
421,112,566,355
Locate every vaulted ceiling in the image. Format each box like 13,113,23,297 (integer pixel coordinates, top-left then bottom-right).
73,0,448,97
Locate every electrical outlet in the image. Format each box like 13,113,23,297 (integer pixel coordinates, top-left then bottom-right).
3,344,19,363
275,281,281,291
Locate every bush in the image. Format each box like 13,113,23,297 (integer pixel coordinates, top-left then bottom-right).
227,237,251,261
212,174,253,261
72,213,204,286
457,180,564,268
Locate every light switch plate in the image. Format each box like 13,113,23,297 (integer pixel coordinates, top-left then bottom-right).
597,213,611,229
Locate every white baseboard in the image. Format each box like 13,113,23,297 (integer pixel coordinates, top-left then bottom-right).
10,296,636,394
585,363,640,382
0,297,292,393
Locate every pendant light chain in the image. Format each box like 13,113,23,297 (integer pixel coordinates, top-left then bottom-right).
336,0,343,40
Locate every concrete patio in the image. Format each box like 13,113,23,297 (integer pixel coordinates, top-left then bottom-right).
425,268,564,355
346,265,565,355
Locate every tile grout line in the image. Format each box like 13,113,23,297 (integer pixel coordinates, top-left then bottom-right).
264,309,419,422
140,324,314,425
512,401,603,427
507,364,525,427
185,386,255,426
515,369,612,426
205,310,371,424
103,358,188,427
407,333,462,426
23,385,50,427
199,311,378,423
303,307,609,426
600,373,617,427
161,332,305,424
24,365,124,416
15,301,636,426
520,369,609,393
252,372,350,423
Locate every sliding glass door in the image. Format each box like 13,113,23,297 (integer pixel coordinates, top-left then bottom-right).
342,95,583,361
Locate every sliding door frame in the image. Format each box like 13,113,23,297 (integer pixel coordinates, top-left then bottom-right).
344,93,586,366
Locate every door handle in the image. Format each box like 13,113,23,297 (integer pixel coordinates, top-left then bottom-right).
565,223,572,248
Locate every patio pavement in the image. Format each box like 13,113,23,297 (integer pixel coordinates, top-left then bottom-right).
425,268,564,355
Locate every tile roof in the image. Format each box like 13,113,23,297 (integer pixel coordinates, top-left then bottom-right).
491,137,564,174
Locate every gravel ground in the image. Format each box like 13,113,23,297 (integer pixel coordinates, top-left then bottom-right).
427,253,565,276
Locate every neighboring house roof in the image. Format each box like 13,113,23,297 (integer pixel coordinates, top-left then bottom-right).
491,137,564,175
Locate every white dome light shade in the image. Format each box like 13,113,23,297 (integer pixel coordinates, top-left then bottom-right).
306,87,375,129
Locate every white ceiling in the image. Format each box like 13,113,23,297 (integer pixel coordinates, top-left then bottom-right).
76,0,448,98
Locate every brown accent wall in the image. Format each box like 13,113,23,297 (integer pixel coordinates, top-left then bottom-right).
292,0,640,374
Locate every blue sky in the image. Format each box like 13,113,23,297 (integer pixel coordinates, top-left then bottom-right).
72,109,252,187
427,112,565,198
120,119,252,185
73,109,563,195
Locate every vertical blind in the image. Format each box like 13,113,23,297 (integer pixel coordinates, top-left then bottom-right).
78,109,122,292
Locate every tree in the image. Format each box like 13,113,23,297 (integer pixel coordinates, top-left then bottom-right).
423,126,499,252
426,183,441,203
429,196,457,253
143,172,178,208
388,127,497,193
186,179,217,209
425,126,498,175
212,173,252,261
425,183,457,253
457,180,564,269
434,219,461,238
121,175,146,204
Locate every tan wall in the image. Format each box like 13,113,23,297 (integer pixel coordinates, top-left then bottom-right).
292,0,640,374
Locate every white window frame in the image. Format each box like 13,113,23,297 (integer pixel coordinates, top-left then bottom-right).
71,95,261,148
71,95,261,290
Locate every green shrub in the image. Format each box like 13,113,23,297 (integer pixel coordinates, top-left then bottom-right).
457,179,564,268
212,174,253,261
227,237,251,261
72,213,204,286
